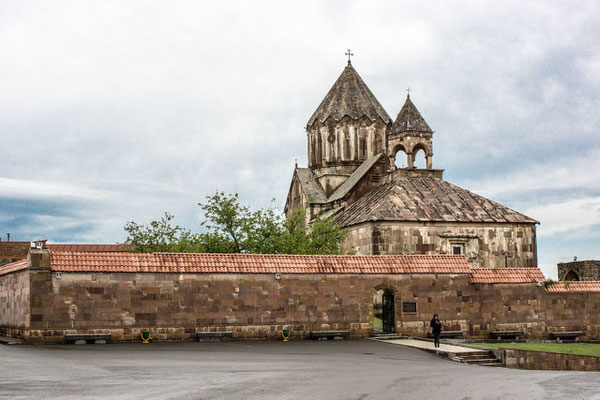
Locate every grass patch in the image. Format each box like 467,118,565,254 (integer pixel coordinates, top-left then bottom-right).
373,316,382,332
471,342,600,357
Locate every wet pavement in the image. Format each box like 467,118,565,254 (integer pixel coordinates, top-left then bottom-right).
1,340,599,399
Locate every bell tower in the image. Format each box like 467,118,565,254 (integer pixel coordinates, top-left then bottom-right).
387,93,433,169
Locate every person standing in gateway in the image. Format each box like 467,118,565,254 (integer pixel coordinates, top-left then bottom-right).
430,314,442,350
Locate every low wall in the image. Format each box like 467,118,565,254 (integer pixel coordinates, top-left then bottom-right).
504,349,600,371
2,261,600,343
0,270,30,331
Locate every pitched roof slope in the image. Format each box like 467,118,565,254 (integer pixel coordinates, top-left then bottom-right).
46,244,134,252
470,268,545,284
328,154,383,202
50,251,471,274
390,95,433,135
295,168,327,203
0,259,28,276
545,281,600,293
307,63,391,126
333,177,538,227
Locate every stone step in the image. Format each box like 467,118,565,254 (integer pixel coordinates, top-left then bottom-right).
478,362,503,367
461,358,499,364
0,336,25,345
459,353,491,358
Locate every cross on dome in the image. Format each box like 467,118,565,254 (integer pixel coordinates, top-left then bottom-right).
345,49,354,64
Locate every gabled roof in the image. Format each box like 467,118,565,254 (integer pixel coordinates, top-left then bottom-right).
49,251,472,275
390,95,432,135
295,168,327,203
469,268,545,284
545,281,600,293
333,177,538,227
0,259,27,276
307,63,391,126
328,153,384,202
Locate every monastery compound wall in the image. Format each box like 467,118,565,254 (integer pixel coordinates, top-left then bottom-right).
1,249,599,344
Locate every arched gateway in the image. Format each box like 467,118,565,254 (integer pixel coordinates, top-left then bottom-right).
373,288,396,333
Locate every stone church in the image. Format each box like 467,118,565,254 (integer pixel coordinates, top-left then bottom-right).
285,60,538,269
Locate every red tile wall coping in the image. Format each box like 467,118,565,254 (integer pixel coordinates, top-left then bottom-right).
0,259,28,276
545,281,600,293
49,251,472,274
46,244,134,252
469,268,546,284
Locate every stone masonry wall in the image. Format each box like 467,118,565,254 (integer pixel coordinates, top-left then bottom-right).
545,292,600,339
557,260,600,281
504,349,600,371
17,269,600,344
0,270,30,330
343,222,537,269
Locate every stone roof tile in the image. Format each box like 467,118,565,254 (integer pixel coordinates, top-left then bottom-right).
307,63,391,126
390,95,432,135
333,177,538,227
295,168,327,203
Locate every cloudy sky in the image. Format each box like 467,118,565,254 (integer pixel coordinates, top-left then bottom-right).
1,1,599,277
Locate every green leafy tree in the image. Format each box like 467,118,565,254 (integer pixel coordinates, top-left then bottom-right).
123,212,204,253
124,192,347,254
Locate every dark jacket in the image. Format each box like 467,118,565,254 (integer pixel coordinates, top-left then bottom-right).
430,318,442,335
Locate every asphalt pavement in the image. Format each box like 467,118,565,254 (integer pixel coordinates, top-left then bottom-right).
0,340,598,400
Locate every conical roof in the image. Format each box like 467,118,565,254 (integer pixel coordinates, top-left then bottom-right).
307,62,391,127
390,95,432,135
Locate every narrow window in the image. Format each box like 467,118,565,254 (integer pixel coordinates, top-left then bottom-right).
361,138,367,158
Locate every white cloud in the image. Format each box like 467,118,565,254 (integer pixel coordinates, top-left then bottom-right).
0,0,599,267
526,196,600,237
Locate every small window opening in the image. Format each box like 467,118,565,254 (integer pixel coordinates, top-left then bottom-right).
452,246,462,255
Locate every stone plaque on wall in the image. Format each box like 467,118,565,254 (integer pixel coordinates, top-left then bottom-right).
402,301,417,314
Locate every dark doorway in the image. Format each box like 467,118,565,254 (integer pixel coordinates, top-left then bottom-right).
382,290,395,333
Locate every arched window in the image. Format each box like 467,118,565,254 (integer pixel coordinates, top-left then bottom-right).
374,134,383,154
393,145,408,169
564,270,580,281
360,138,367,159
412,145,427,169
317,133,323,164
344,130,351,160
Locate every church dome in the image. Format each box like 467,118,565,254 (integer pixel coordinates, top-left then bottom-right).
307,62,391,127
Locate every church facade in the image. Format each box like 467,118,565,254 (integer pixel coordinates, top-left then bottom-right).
285,61,538,269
